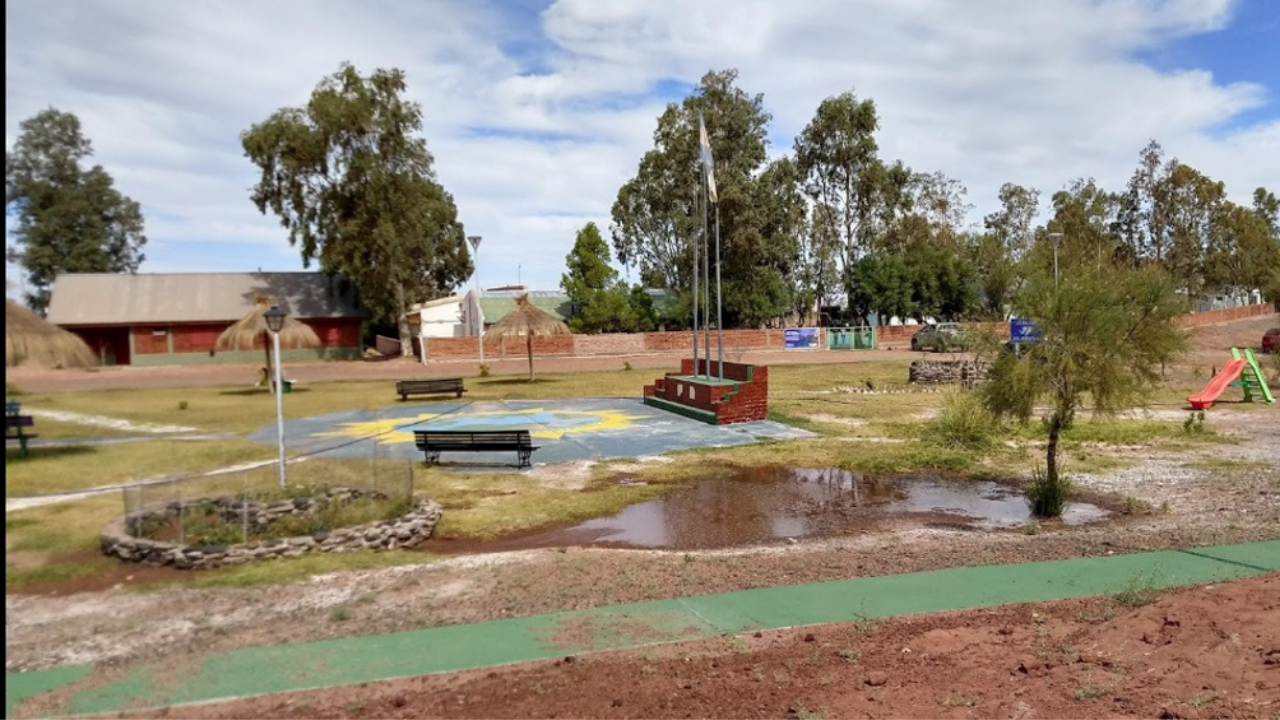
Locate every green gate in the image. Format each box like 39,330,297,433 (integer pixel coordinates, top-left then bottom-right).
826,326,875,350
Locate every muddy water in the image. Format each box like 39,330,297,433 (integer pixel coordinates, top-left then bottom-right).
450,467,1108,552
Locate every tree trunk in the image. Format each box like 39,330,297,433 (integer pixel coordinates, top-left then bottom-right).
396,283,414,359
263,332,275,397
526,335,534,381
1045,413,1062,484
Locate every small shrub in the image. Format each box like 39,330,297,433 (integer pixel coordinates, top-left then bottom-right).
923,391,1000,450
329,606,352,622
1121,495,1141,515
623,360,633,371
1182,411,1206,436
1022,519,1041,535
1113,573,1163,607
177,400,189,410
1025,466,1072,518
1074,686,1109,701
478,363,491,378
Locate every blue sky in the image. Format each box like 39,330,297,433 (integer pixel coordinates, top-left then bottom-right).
5,0,1279,300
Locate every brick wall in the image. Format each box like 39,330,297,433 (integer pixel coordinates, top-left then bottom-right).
498,335,574,356
575,333,646,355
171,324,222,353
1176,303,1275,328
305,318,362,349
644,332,694,352
132,326,169,354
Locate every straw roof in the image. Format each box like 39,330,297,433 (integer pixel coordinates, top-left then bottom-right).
482,293,572,380
215,295,322,352
5,299,98,368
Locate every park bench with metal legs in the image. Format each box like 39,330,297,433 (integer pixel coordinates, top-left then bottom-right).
5,401,38,459
413,429,538,469
396,378,466,401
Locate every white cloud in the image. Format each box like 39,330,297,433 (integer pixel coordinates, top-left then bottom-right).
5,0,1277,298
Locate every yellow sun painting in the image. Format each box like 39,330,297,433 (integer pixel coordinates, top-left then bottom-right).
313,407,653,444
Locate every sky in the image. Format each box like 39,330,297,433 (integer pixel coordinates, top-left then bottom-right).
5,0,1279,300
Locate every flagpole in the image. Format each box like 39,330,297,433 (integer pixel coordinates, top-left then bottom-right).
715,203,723,380
692,186,700,379
703,178,711,379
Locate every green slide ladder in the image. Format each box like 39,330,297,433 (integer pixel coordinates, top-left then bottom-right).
1234,347,1275,404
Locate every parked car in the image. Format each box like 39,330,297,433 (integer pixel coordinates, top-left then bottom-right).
1263,327,1280,353
911,322,968,352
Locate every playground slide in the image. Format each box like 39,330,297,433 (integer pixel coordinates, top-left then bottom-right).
1187,359,1246,410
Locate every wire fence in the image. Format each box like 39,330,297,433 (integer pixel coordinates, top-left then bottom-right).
121,435,417,547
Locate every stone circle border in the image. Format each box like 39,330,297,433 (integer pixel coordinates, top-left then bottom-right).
99,487,443,570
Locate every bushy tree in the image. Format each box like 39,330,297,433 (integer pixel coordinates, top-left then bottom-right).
982,243,1186,517
241,63,471,355
5,108,147,313
561,222,636,333
611,69,797,326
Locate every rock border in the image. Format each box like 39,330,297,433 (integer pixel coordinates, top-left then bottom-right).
100,487,442,570
908,359,991,386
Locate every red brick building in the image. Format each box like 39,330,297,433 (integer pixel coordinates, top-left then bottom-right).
45,272,365,366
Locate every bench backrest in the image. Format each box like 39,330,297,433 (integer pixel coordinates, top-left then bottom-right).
414,429,530,446
399,378,462,387
5,415,35,428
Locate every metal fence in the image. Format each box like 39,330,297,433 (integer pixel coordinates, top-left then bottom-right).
121,435,416,547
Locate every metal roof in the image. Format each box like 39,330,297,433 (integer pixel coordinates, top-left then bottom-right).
479,293,573,322
46,272,365,326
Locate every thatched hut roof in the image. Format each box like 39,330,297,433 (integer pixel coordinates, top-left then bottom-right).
215,296,322,352
5,300,98,368
483,293,572,380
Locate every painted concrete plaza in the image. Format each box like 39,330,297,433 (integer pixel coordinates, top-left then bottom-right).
249,397,814,467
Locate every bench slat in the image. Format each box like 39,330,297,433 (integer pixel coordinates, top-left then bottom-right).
396,378,466,400
413,429,538,468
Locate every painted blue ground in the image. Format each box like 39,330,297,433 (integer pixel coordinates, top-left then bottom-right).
249,397,814,469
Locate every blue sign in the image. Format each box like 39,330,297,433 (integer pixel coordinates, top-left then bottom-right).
1010,318,1042,344
784,327,821,350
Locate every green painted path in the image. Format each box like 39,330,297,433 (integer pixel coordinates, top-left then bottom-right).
7,540,1278,718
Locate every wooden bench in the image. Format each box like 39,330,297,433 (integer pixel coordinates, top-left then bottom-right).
5,408,38,459
414,430,539,469
396,378,466,401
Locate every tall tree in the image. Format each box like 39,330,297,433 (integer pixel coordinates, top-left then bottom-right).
561,222,635,333
241,63,471,355
970,183,1038,319
794,93,911,285
798,203,843,324
610,69,791,326
5,108,147,313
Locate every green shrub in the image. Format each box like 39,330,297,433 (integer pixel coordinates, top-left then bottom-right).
923,391,1001,450
1025,466,1072,518
478,363,491,378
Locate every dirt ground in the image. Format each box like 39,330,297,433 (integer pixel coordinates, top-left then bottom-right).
6,314,1280,719
111,572,1280,720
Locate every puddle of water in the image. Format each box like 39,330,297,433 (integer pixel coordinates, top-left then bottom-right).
467,467,1107,552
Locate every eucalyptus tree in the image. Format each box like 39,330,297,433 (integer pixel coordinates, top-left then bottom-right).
241,63,471,354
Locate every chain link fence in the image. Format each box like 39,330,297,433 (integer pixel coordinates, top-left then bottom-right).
121,435,417,547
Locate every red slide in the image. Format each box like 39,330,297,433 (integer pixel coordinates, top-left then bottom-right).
1187,359,1246,410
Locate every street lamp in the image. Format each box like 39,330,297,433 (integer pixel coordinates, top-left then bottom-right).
263,305,288,490
467,235,484,367
1047,232,1064,288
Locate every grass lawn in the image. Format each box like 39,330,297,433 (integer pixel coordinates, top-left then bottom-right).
4,359,1239,592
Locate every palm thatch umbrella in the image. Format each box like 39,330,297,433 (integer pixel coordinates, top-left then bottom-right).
482,293,572,380
5,299,98,368
215,295,321,391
